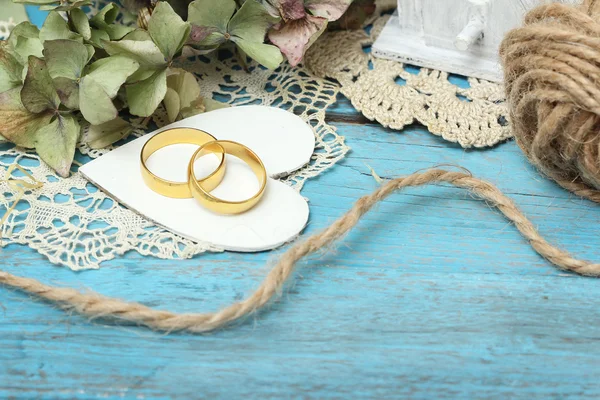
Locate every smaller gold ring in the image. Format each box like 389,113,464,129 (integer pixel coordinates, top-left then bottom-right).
188,140,267,214
140,128,226,198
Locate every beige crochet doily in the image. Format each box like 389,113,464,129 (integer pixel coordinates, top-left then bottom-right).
1,2,510,271
305,14,512,148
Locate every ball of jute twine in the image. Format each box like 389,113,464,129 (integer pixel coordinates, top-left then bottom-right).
1,168,600,333
501,0,600,203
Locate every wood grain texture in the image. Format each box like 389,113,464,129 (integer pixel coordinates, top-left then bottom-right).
2,101,600,398
5,11,600,397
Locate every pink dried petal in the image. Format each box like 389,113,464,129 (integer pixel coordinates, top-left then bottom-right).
268,14,327,66
305,0,353,21
266,0,306,21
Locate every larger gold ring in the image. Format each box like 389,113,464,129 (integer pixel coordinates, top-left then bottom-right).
188,140,267,214
140,128,226,198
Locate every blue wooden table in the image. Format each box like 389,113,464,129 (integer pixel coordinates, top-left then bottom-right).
2,8,600,399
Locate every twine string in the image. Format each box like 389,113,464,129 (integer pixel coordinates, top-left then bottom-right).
0,168,598,333
500,1,600,203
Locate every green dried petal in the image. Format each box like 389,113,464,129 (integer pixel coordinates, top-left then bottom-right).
229,0,283,69
90,3,120,26
70,8,91,40
89,29,110,48
149,2,191,60
21,56,60,113
40,0,92,11
39,11,82,43
43,39,88,80
234,39,282,70
0,87,52,148
104,24,136,41
188,0,236,34
90,3,134,40
83,117,133,149
85,45,95,63
166,69,200,110
86,56,140,98
53,76,79,109
102,40,167,67
79,76,118,125
34,114,80,177
229,0,280,43
0,48,24,92
7,22,43,64
122,29,152,41
126,67,156,84
126,68,167,117
163,87,180,122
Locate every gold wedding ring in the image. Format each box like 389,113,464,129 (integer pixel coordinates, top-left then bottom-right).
140,128,226,198
188,140,267,214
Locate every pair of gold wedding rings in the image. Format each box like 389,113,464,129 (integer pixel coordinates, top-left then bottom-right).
140,128,267,214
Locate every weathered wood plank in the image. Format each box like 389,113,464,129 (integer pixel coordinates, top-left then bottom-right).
326,94,372,124
1,121,600,399
4,7,597,399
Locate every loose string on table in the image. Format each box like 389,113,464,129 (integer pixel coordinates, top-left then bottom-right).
1,168,599,333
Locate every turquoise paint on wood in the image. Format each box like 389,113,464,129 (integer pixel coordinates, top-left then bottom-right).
2,115,600,398
3,10,600,398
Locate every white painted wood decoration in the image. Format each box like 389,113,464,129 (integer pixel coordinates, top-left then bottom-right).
80,106,315,252
372,0,580,82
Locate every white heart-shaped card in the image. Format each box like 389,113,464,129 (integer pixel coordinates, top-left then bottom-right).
80,105,314,252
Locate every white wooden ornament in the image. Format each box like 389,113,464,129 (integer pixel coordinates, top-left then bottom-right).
80,105,315,252
372,0,580,82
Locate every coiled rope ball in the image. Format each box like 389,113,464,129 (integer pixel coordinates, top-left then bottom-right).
500,0,600,203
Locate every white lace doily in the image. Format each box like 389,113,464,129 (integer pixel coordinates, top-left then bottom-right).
304,14,512,148
0,2,348,271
